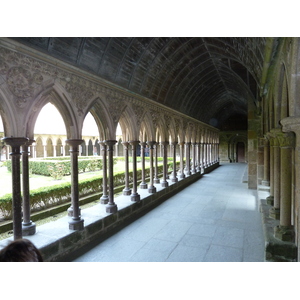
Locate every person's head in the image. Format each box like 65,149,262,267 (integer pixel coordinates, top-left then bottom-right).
0,239,43,262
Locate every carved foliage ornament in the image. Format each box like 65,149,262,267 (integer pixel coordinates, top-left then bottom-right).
65,82,94,116
5,66,44,107
106,94,126,123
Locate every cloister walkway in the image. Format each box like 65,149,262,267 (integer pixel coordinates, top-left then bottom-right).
72,163,265,262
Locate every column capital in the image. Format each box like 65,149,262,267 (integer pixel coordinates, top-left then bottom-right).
281,116,300,133
178,141,185,146
160,141,169,146
277,132,295,148
104,140,117,146
122,141,130,147
170,141,178,146
147,141,156,148
65,139,84,147
2,137,28,150
129,140,140,146
140,141,147,147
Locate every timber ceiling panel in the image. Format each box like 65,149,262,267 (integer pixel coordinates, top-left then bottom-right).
11,37,266,130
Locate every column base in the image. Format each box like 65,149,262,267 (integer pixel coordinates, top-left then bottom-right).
123,188,132,196
131,193,140,202
269,207,280,220
22,221,36,236
140,182,148,189
154,178,160,184
69,218,84,231
161,181,169,187
148,186,156,193
274,225,295,242
266,195,274,206
179,173,185,179
100,195,109,204
106,203,118,214
262,180,270,186
67,206,81,217
171,177,178,183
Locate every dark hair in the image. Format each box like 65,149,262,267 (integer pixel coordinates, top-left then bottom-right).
0,239,43,262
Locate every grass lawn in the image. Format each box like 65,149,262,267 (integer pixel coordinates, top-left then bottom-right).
0,159,157,197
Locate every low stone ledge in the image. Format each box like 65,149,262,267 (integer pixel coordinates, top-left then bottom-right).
0,164,220,261
260,199,297,262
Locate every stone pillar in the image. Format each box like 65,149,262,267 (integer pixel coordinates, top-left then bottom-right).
122,142,131,195
43,144,47,158
129,141,140,202
185,142,191,176
154,143,160,184
262,138,270,186
160,141,169,187
274,132,295,242
2,137,28,240
66,139,84,230
139,142,147,189
191,142,196,174
99,141,108,204
178,142,185,179
171,141,178,182
147,141,156,193
203,143,208,167
105,140,118,213
269,131,281,219
200,143,204,173
21,139,36,236
281,117,300,257
196,143,201,172
266,135,274,205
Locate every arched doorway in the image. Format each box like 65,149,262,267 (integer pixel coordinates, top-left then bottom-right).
236,142,245,162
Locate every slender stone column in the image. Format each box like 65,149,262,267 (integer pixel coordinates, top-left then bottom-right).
2,137,28,240
21,139,36,236
170,141,178,182
281,117,300,256
200,143,204,173
147,141,157,193
66,139,84,230
191,142,196,174
274,132,295,241
196,143,201,172
185,142,191,176
262,138,270,186
99,141,108,204
139,142,148,189
266,135,274,205
129,141,140,202
203,143,207,167
122,142,131,195
269,131,281,219
105,140,118,213
154,143,160,184
160,141,169,187
179,142,185,179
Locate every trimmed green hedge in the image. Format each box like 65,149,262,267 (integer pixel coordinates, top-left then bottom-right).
5,157,110,176
0,161,178,220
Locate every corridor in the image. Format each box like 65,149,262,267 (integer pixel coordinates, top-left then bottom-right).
73,163,265,262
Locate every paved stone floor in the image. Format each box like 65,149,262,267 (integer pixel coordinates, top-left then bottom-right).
73,163,265,262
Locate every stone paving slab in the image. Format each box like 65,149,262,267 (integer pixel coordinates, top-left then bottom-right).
73,163,265,262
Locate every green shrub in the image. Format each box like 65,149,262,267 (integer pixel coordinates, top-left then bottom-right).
0,159,180,220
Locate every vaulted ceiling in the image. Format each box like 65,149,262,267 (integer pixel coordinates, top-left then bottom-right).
11,37,267,130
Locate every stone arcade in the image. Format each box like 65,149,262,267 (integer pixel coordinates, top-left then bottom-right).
0,37,299,261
